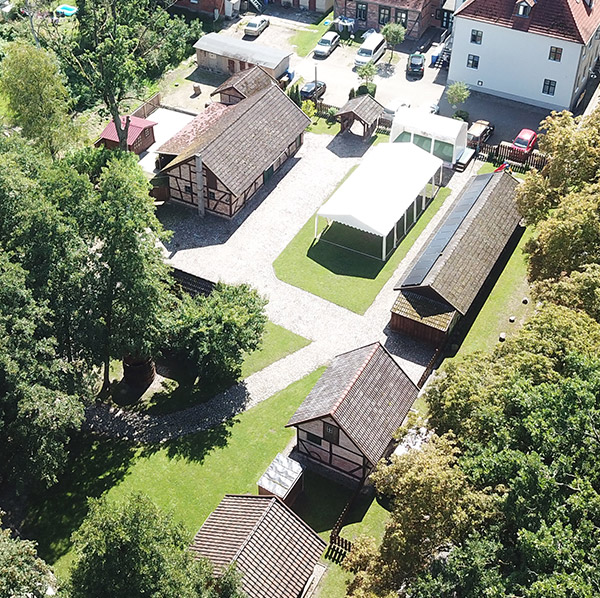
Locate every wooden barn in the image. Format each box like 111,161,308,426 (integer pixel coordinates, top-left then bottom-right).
390,171,522,345
157,75,310,219
96,115,156,154
189,494,326,598
286,342,419,486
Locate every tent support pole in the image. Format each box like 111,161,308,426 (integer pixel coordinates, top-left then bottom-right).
393,225,397,248
382,235,386,261
314,214,318,239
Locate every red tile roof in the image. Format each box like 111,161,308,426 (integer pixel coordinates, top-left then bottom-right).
99,115,157,146
190,494,326,598
456,0,600,44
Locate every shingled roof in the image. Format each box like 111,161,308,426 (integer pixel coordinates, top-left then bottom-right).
99,115,156,146
395,171,521,315
159,85,310,196
391,291,457,332
190,494,325,598
455,0,600,44
286,343,419,465
211,66,275,99
336,94,384,126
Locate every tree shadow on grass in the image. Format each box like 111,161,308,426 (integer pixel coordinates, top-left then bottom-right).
23,433,138,565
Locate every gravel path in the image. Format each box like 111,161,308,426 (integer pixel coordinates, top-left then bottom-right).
86,134,482,442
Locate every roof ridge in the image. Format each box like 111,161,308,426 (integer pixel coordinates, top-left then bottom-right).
230,495,277,563
330,343,380,417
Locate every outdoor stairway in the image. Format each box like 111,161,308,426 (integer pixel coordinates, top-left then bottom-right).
433,43,451,69
249,0,264,12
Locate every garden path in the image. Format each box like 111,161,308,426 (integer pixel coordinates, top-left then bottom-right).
86,133,482,442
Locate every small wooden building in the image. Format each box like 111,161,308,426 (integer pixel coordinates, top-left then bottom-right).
190,494,326,598
390,171,522,345
336,94,384,139
157,77,310,219
257,453,304,507
194,33,292,79
210,66,275,105
286,342,419,485
96,115,157,154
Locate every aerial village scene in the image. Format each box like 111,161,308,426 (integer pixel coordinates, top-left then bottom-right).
2,0,600,596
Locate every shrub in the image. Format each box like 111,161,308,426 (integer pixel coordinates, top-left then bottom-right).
357,83,377,97
326,107,337,123
453,109,469,122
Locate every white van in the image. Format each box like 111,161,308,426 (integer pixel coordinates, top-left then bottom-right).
354,33,386,67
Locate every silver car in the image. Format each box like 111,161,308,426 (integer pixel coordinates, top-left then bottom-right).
244,16,269,37
314,31,340,58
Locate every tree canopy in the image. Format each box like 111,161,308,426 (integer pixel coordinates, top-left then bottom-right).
380,23,405,58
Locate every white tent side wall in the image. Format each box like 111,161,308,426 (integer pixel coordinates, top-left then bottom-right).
390,109,467,164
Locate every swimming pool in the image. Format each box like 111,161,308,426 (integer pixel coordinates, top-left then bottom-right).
56,4,77,16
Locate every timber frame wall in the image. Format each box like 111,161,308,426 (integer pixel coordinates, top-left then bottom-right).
165,134,303,218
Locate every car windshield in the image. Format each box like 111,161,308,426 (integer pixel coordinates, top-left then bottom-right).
358,48,373,57
410,55,424,65
513,136,529,148
303,83,315,91
247,22,257,27
318,38,331,46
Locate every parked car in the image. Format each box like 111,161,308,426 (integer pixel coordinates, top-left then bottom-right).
406,53,425,77
300,80,326,101
467,120,495,147
244,16,269,37
384,98,411,116
314,31,340,58
511,128,538,153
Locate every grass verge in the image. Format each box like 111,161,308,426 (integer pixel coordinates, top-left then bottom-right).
273,188,451,314
289,12,334,57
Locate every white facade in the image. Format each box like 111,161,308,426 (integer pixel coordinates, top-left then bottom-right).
448,16,600,110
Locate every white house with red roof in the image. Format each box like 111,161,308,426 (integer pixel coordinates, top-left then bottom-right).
448,0,600,110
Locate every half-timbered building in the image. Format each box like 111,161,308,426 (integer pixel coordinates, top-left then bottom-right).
286,343,419,485
157,74,310,219
210,66,275,105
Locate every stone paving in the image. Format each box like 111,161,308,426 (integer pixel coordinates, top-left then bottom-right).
86,133,483,442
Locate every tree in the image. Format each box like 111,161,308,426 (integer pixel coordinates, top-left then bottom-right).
344,434,495,597
0,42,75,157
380,22,405,59
357,61,377,85
516,109,600,225
69,493,245,598
0,515,55,598
169,283,267,382
446,81,470,108
301,99,316,122
46,0,202,149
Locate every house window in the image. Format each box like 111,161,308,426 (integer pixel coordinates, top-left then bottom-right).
379,6,391,25
467,54,480,69
144,128,151,137
356,2,367,21
184,185,192,194
395,8,408,27
516,2,531,16
208,191,216,200
542,78,556,95
548,46,562,61
306,432,321,445
470,29,483,44
323,423,340,445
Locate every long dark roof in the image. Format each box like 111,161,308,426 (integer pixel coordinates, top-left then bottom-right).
286,343,419,465
395,171,521,314
391,291,457,332
456,0,600,44
211,66,275,99
160,84,310,196
189,494,325,598
336,94,384,126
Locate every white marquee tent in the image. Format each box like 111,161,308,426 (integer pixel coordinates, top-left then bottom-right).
316,143,443,261
391,108,467,164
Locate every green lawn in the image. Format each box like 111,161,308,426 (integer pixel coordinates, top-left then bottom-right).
111,321,310,414
24,368,326,582
289,12,334,57
273,188,451,314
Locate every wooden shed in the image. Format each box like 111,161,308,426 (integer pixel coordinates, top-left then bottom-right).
390,171,522,345
210,66,275,105
96,115,157,154
286,342,419,486
257,453,304,507
157,80,310,219
190,494,326,598
336,94,384,139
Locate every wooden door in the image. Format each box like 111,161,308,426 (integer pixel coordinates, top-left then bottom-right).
309,0,316,10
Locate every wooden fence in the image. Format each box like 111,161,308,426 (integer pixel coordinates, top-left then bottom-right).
476,141,548,173
133,92,162,119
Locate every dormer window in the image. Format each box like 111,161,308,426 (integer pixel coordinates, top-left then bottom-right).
517,2,531,16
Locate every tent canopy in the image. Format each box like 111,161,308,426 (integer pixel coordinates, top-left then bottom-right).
317,143,443,238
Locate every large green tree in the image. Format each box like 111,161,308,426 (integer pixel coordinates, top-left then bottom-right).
380,22,405,59
69,493,245,598
46,0,202,149
0,42,76,157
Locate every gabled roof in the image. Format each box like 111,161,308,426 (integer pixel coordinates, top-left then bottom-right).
99,115,156,146
190,494,325,598
211,66,275,99
336,94,384,126
194,33,292,70
455,0,600,44
391,290,457,332
395,171,521,315
286,343,419,465
159,85,310,196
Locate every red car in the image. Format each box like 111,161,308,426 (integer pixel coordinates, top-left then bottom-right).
511,128,538,153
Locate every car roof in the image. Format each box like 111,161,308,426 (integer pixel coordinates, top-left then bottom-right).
321,31,339,40
248,15,265,23
517,128,536,139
